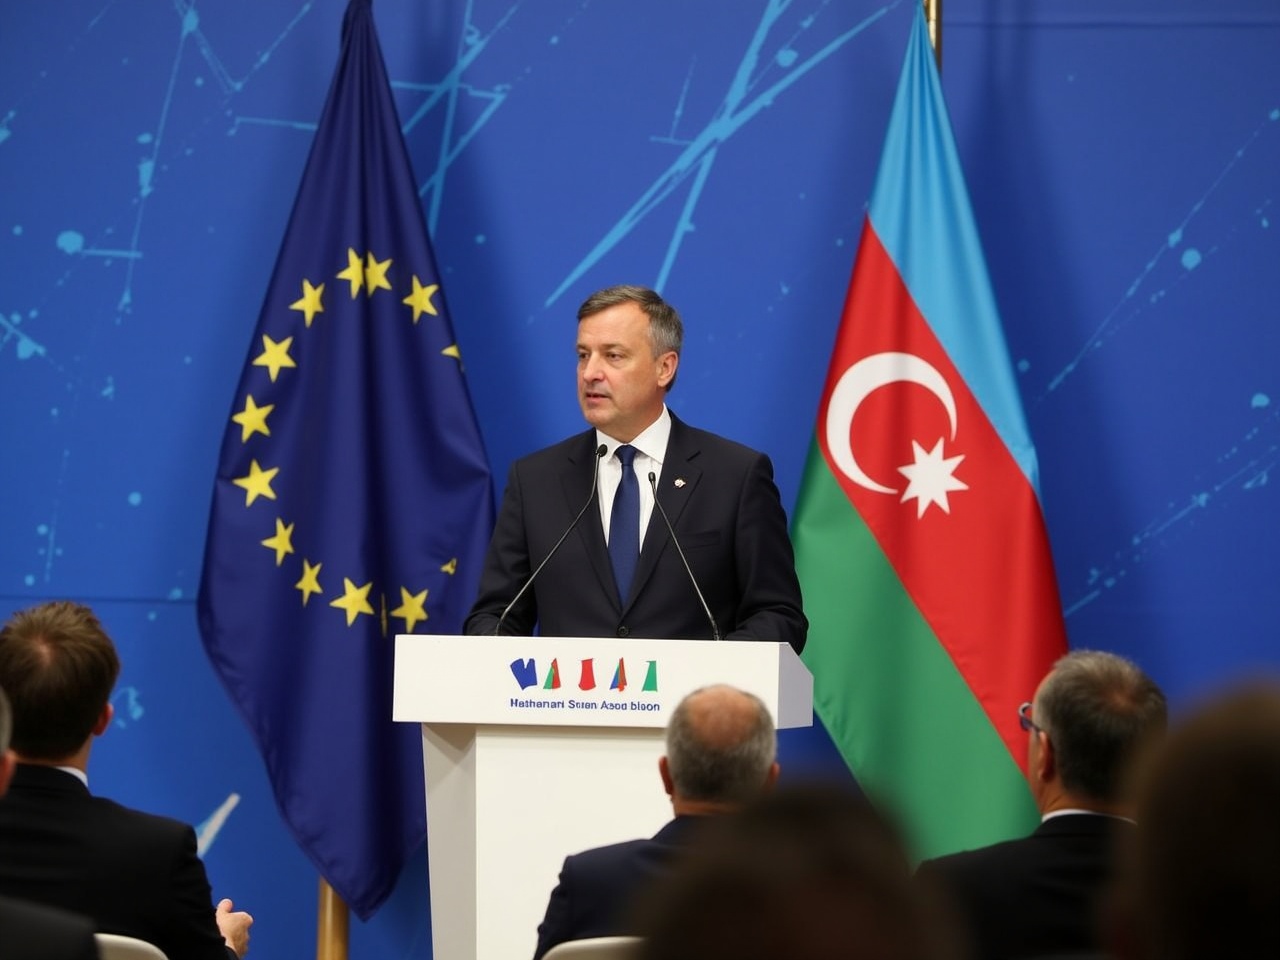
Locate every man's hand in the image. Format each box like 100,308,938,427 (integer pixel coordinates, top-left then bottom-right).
215,898,254,957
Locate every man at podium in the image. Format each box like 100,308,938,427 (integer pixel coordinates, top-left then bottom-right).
464,285,807,651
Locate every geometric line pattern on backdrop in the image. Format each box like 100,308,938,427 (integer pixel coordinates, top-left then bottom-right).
547,0,905,305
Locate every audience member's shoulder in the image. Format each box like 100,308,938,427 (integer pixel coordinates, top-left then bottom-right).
563,837,652,873
0,894,98,960
918,833,1033,878
86,790,199,843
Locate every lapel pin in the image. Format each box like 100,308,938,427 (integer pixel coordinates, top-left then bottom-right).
674,478,686,488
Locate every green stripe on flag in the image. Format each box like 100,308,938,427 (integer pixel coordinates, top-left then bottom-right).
795,440,1037,860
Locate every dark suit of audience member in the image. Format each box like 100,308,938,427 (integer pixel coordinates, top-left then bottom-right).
532,684,780,959
0,764,233,960
464,285,806,651
917,650,1166,960
534,816,704,954
917,813,1132,960
0,894,99,960
0,679,99,960
0,601,253,960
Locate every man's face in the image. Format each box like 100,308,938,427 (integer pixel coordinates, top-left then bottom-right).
577,302,677,442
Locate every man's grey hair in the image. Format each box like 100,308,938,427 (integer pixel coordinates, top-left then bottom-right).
577,284,683,392
1033,649,1167,802
665,684,776,803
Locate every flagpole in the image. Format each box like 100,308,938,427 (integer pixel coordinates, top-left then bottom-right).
923,0,942,71
316,879,350,960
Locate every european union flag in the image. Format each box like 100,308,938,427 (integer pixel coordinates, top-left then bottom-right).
197,0,492,920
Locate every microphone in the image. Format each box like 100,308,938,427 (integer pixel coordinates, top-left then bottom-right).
648,471,722,642
494,444,608,635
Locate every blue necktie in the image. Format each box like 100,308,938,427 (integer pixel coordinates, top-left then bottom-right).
609,444,640,604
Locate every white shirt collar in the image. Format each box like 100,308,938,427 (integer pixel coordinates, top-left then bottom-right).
595,405,670,467
1042,808,1135,825
56,765,89,788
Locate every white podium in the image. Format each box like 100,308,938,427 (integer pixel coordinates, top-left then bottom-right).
392,634,812,960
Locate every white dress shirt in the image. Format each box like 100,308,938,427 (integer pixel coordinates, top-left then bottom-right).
596,406,670,550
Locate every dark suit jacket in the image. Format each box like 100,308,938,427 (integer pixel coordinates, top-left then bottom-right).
465,414,807,651
532,816,705,960
915,814,1131,960
0,764,234,960
0,895,99,960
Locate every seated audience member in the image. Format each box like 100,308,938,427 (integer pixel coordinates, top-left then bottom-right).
0,684,99,960
0,601,252,960
532,683,779,959
633,783,958,960
915,650,1166,960
1109,681,1280,960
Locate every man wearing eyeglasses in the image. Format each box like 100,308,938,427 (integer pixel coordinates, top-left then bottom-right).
915,650,1167,960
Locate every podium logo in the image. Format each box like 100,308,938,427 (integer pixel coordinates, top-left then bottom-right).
510,657,659,693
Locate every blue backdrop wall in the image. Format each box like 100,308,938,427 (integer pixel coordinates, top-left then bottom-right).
2,1,1277,957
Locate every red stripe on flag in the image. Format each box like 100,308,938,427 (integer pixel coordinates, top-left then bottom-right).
816,222,1067,773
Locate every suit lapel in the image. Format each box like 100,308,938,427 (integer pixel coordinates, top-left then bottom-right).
561,431,618,613
624,415,702,614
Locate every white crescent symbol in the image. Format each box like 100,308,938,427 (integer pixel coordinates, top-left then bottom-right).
825,351,958,494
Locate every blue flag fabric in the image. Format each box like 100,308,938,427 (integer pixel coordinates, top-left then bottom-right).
197,0,493,920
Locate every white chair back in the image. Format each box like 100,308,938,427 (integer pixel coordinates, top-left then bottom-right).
542,936,643,960
94,933,169,960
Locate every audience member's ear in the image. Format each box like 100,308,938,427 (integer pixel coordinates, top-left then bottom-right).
658,756,675,798
762,761,780,791
92,702,114,737
1036,730,1056,783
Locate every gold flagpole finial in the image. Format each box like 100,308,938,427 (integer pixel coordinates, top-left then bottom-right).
924,0,943,73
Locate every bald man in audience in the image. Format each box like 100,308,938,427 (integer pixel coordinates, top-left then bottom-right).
916,650,1166,960
531,683,779,959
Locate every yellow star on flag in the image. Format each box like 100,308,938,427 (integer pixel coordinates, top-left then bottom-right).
442,344,462,361
330,577,375,626
232,459,279,506
253,334,297,382
231,395,273,442
391,586,429,633
364,251,392,295
290,279,325,327
261,518,295,567
295,559,323,606
402,276,439,323
337,248,365,298
440,558,458,575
